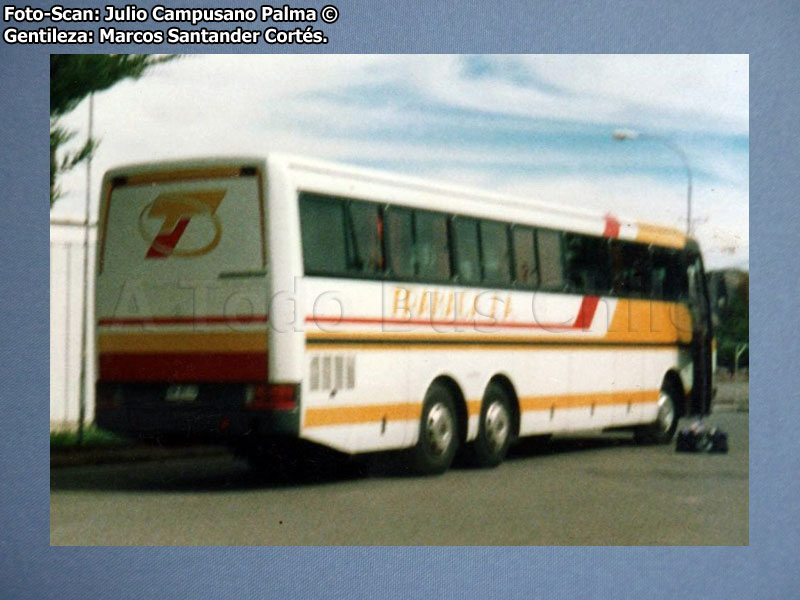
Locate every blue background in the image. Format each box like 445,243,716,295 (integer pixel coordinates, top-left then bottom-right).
2,0,797,597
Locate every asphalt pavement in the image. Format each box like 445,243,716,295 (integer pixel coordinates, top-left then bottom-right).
50,409,748,545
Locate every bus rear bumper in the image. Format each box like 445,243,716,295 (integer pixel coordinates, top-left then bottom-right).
95,382,300,443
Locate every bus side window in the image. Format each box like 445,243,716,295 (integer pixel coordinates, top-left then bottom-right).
564,233,611,294
452,217,481,283
386,207,414,279
480,220,512,285
299,193,348,275
414,211,451,281
347,201,384,274
537,229,564,290
610,240,651,297
512,226,538,287
651,247,688,301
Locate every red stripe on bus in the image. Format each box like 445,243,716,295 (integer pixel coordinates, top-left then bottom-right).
603,214,621,238
307,312,594,330
99,306,601,331
572,295,599,329
99,352,268,382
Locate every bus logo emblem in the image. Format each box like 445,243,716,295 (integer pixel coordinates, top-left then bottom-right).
138,190,225,258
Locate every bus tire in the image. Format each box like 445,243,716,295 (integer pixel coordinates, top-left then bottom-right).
410,383,459,475
634,384,679,445
469,382,513,468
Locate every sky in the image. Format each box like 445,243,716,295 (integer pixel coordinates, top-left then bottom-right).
51,54,749,269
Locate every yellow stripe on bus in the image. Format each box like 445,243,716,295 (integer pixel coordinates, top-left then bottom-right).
304,402,422,428
123,166,244,186
466,400,482,417
303,391,659,429
98,331,267,353
604,300,692,344
635,223,687,248
518,389,659,411
303,341,684,351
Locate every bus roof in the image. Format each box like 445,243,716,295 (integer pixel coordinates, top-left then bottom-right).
102,153,689,249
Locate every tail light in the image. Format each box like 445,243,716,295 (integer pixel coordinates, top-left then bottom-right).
245,383,298,411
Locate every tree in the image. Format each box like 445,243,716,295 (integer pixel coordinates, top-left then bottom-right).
713,271,749,372
50,54,178,206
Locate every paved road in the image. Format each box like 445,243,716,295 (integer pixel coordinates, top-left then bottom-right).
51,410,748,545
715,379,749,412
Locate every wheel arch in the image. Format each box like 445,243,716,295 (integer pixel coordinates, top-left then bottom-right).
662,369,687,418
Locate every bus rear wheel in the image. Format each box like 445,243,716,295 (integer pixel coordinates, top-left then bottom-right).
634,385,679,445
469,382,513,468
410,383,459,475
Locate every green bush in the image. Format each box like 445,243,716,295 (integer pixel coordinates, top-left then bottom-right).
50,426,129,450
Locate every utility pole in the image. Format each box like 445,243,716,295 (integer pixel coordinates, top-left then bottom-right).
612,129,693,235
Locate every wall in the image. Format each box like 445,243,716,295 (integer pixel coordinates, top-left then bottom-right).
50,220,96,431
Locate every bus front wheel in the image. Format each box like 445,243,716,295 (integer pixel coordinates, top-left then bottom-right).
410,383,459,475
634,384,679,445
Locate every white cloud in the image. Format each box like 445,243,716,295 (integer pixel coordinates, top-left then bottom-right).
400,55,748,134
530,55,749,132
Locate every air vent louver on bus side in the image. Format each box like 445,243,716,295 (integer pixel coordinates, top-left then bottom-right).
309,354,356,392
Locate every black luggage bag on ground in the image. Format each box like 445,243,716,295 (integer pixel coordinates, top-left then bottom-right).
676,424,728,453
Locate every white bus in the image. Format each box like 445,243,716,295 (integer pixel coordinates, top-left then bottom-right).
95,155,714,474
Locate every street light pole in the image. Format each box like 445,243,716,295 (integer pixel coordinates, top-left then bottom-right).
612,129,693,235
77,92,93,445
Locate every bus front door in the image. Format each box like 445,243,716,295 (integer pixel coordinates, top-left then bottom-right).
687,249,713,415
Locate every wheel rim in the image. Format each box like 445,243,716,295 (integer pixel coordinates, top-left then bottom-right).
656,392,675,434
425,402,454,457
484,400,510,453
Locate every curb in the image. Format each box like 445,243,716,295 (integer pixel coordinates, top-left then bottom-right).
50,444,228,469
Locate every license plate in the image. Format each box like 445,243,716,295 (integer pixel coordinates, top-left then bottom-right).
165,384,199,402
